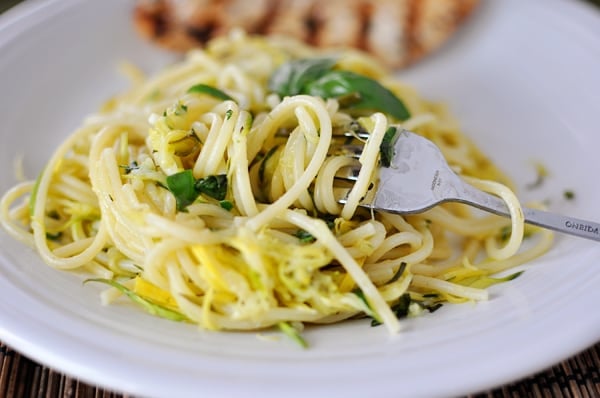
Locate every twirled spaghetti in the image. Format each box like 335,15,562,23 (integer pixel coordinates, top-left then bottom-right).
0,32,553,339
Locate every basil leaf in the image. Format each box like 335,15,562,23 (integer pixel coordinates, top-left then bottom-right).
305,70,410,121
166,170,199,210
187,83,234,101
379,126,399,168
84,278,188,322
195,174,227,201
166,171,229,210
268,58,337,97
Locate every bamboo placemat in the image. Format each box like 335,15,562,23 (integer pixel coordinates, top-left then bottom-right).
1,340,598,397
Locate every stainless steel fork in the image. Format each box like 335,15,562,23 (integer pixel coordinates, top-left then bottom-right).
337,129,600,242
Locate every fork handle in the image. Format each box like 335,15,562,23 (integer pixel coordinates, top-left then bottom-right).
457,183,600,242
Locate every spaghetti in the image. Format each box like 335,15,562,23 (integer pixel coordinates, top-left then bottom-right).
0,32,552,337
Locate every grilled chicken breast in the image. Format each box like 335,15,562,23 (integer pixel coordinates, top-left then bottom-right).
134,0,479,68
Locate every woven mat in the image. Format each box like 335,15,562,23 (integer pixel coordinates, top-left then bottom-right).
1,341,598,398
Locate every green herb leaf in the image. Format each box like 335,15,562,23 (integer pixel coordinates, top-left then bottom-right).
278,321,308,348
219,200,234,211
305,71,410,121
195,174,228,201
498,226,512,242
187,83,234,101
45,231,62,241
425,303,443,313
269,58,411,120
564,190,575,200
258,145,280,184
379,126,398,167
388,262,407,284
166,170,199,211
269,58,337,97
166,171,229,211
353,289,383,325
84,278,188,322
174,102,188,115
295,229,316,243
120,160,139,174
371,293,412,327
391,293,412,319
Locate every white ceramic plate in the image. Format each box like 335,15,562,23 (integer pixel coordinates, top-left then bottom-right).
0,1,599,397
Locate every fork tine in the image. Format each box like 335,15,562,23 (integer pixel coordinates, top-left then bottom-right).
334,165,361,181
275,126,370,140
333,129,369,140
329,144,364,159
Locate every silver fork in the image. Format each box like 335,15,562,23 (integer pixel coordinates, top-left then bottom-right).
336,129,600,242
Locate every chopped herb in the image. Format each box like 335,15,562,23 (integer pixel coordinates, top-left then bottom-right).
388,262,407,284
120,160,139,174
166,170,199,210
564,190,575,200
195,174,228,201
225,109,233,120
219,200,234,211
174,102,188,115
84,278,188,322
426,303,443,313
371,293,411,327
499,225,511,241
166,171,229,211
379,126,398,167
353,289,383,325
278,322,308,348
258,145,279,184
295,229,316,243
391,293,412,319
45,231,62,241
187,83,234,101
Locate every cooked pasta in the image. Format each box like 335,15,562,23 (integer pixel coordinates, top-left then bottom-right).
0,32,552,338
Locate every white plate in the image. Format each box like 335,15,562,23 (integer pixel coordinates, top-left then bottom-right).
1,1,599,397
